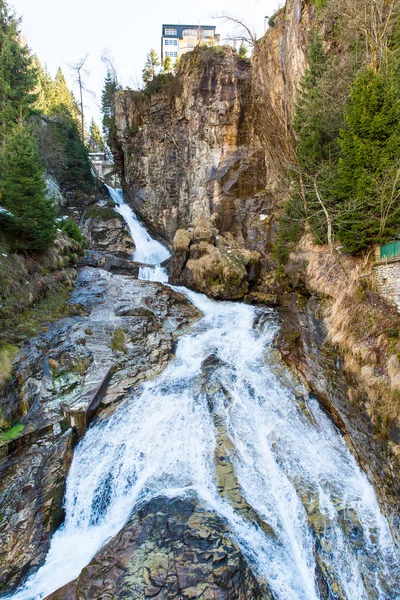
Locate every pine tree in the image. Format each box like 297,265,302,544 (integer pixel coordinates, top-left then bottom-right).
52,68,79,121
87,118,105,152
163,55,172,73
238,43,248,59
0,0,37,135
142,49,160,84
33,55,56,114
101,69,119,142
0,122,56,250
335,67,400,253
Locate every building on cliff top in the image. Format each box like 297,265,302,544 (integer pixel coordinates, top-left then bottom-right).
161,24,220,65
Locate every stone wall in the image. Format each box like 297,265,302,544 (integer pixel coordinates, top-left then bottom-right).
375,259,400,310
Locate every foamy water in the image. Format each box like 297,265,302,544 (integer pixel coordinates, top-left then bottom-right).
8,189,400,600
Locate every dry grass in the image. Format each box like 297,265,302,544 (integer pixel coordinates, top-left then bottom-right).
290,234,400,435
0,345,19,386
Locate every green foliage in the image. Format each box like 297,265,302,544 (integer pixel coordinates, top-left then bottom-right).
0,1,37,137
238,43,248,59
84,203,120,221
0,423,24,442
163,55,172,73
144,72,174,95
335,67,400,253
87,118,105,152
101,69,119,151
44,117,93,194
32,59,94,198
0,123,56,250
310,0,327,9
268,14,277,28
142,49,160,84
273,196,305,265
59,218,83,244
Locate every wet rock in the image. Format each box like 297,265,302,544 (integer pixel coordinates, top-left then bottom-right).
170,227,261,300
0,268,202,595
79,250,141,276
45,497,273,600
82,202,135,258
0,430,74,594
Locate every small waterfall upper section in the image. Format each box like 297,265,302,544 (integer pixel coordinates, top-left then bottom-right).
8,188,400,600
106,186,170,282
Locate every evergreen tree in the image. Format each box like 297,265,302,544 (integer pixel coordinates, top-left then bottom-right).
52,68,80,121
101,69,119,146
335,67,400,253
0,0,37,135
142,49,160,84
33,56,56,114
238,43,248,59
0,122,56,250
87,118,105,152
163,55,172,73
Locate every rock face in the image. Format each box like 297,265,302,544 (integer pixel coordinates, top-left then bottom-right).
45,497,272,600
170,222,261,300
112,3,315,298
113,47,270,298
82,201,135,258
0,430,74,592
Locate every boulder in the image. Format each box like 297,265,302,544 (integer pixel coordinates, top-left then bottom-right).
45,497,273,600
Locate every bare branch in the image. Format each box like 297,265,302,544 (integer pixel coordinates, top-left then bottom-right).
214,14,258,46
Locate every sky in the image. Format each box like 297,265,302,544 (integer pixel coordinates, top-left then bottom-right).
12,0,281,127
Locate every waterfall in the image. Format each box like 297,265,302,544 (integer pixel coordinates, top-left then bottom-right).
9,190,400,600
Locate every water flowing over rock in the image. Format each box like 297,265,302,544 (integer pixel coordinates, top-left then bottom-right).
8,196,400,598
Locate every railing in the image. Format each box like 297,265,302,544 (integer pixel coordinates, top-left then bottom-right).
380,240,400,260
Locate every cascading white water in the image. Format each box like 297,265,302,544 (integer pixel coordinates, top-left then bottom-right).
9,189,400,600
106,186,170,267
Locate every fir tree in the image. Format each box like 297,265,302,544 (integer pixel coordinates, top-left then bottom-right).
163,55,172,73
52,68,80,121
142,49,160,84
101,69,119,143
238,43,248,59
33,56,56,114
335,67,400,253
0,122,56,250
0,0,37,135
87,118,105,152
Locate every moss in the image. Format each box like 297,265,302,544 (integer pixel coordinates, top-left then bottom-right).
0,282,72,343
110,327,126,353
84,204,122,222
0,423,24,443
0,345,19,385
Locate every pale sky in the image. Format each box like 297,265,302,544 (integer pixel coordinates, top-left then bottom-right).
12,0,280,126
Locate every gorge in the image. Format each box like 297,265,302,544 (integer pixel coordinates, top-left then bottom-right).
6,189,400,600
1,0,400,598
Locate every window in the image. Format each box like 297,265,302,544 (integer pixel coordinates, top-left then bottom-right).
165,28,177,35
166,51,178,57
202,29,213,37
183,28,198,37
165,39,178,46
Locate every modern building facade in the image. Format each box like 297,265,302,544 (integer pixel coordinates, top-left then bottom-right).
161,24,220,64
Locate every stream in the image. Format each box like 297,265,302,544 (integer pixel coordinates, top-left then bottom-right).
9,189,400,600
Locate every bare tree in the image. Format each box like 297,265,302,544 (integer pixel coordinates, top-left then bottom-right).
69,55,90,144
333,0,398,71
215,14,258,47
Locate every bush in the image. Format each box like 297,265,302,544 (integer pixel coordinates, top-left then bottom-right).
60,218,83,244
